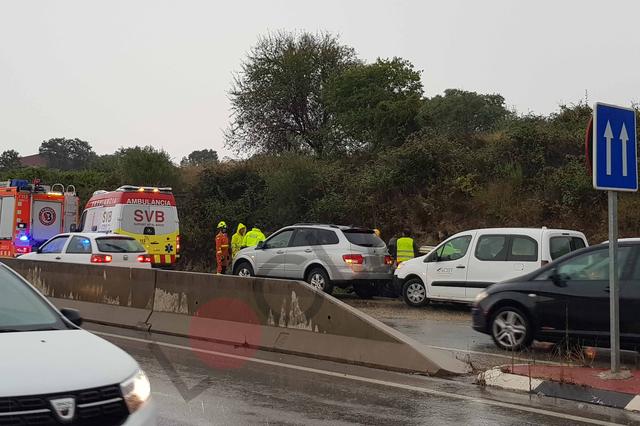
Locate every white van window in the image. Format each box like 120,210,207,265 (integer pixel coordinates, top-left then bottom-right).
550,236,586,260
475,235,508,261
120,205,178,236
437,236,472,261
508,236,538,262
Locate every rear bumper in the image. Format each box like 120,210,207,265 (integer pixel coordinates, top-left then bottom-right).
330,265,393,281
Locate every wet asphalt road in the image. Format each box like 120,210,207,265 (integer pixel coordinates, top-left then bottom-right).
343,297,640,371
88,324,640,425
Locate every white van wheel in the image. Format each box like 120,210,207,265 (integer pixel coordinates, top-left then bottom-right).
402,278,429,307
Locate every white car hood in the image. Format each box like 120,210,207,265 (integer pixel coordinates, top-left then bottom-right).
394,255,427,277
0,329,138,397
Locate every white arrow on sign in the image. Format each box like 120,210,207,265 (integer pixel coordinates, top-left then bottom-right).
605,120,614,176
620,123,629,177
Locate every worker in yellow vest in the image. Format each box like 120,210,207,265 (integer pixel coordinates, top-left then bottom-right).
231,223,247,258
390,229,419,264
243,226,266,248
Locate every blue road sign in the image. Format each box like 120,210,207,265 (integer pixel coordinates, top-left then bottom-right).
593,103,638,191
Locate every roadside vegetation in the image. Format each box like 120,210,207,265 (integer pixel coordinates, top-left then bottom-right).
2,31,639,271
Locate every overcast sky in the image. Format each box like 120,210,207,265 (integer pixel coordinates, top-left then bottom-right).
1,0,638,161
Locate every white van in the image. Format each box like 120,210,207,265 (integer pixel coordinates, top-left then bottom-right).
395,227,588,306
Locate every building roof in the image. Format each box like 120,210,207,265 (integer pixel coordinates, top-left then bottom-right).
19,154,48,167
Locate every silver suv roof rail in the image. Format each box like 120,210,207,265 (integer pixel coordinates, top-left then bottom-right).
292,223,340,228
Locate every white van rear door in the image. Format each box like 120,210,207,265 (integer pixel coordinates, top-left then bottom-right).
542,230,588,262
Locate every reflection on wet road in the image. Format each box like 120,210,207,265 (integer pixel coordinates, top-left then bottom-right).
89,324,639,425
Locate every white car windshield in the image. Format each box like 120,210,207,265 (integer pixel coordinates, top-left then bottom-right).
0,266,68,332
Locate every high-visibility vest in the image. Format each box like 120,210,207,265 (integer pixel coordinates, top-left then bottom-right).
243,228,266,248
396,237,415,262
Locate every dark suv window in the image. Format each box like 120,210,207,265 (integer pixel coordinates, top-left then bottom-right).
343,229,385,247
291,228,339,246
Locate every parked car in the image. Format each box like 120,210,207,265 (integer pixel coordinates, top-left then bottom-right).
19,233,153,268
395,227,588,307
472,240,640,351
232,224,394,297
0,262,155,424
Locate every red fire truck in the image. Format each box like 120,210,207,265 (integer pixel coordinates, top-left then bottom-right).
0,180,79,257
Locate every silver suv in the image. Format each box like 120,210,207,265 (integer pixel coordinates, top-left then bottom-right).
232,224,393,297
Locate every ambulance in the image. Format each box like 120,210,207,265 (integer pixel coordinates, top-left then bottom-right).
0,180,79,257
80,185,180,266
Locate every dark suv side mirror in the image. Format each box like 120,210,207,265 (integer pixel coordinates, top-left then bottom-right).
550,270,568,287
60,308,83,327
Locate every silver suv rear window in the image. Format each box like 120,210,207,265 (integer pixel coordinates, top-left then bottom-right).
343,230,385,247
96,237,145,253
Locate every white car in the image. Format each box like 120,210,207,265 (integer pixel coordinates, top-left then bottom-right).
0,262,155,424
395,227,588,306
20,233,153,269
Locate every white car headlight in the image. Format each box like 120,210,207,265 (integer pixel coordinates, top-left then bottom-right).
474,291,488,304
120,369,151,413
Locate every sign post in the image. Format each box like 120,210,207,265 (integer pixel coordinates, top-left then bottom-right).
592,103,638,375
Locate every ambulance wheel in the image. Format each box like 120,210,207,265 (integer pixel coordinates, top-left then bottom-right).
234,262,254,277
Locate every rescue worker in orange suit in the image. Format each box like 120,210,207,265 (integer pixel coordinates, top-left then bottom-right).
215,221,230,274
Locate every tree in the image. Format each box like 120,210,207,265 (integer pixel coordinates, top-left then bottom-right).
180,149,219,167
115,146,179,187
0,150,20,172
418,89,511,137
227,31,359,156
39,138,96,170
325,57,423,150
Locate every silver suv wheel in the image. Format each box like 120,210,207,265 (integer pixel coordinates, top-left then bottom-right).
309,272,325,290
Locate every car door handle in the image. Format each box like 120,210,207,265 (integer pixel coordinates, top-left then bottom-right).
276,250,285,254
456,265,466,269
55,256,62,260
605,287,610,293
304,249,313,253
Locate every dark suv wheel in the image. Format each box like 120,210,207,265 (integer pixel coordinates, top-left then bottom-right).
490,306,533,351
402,278,429,307
306,267,334,295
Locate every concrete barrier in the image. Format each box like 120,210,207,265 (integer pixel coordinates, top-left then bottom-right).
3,258,469,376
3,258,155,329
150,270,468,375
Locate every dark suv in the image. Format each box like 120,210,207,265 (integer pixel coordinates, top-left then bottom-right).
472,241,640,351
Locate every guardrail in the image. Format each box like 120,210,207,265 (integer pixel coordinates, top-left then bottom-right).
2,258,469,376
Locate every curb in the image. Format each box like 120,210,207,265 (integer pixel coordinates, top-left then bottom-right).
479,367,640,412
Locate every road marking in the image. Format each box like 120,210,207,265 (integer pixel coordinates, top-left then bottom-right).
95,330,624,426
